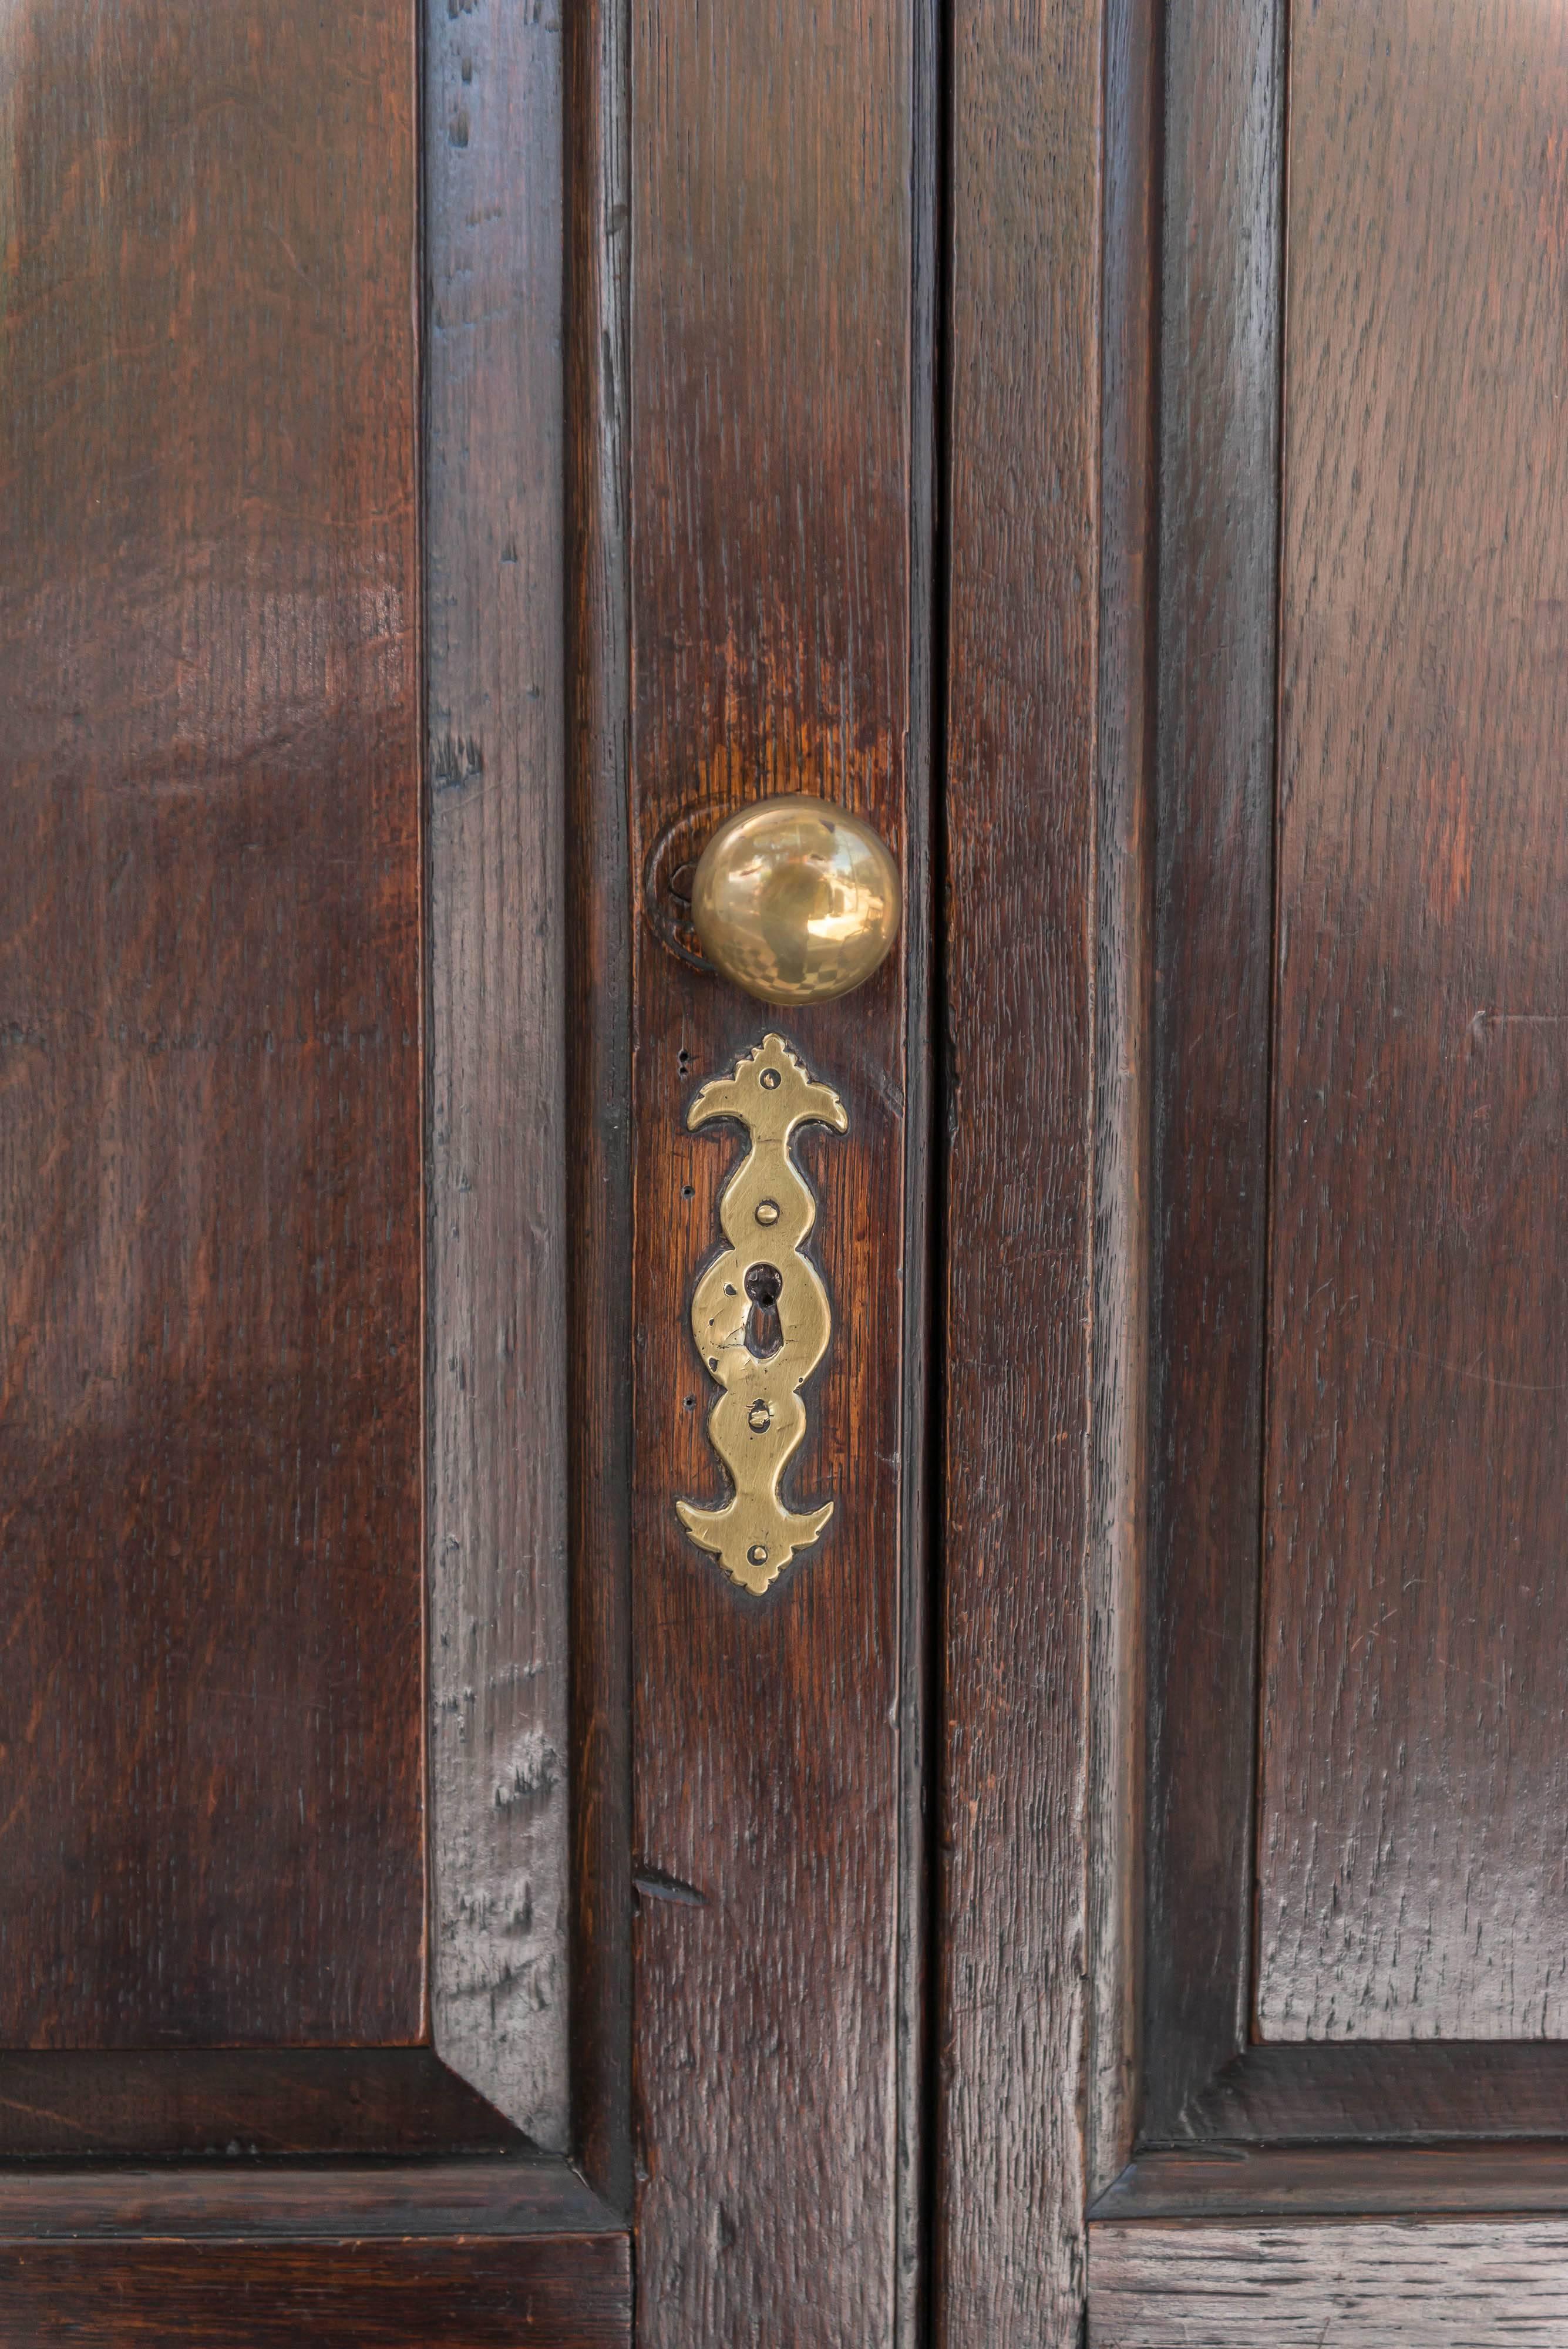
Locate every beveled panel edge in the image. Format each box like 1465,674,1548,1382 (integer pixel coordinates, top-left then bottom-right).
1095,2141,1568,2223
0,2156,620,2241
1159,2042,1568,2149
564,0,636,2220
0,2051,516,2162
1141,0,1289,2141
1089,0,1162,2206
425,0,570,2145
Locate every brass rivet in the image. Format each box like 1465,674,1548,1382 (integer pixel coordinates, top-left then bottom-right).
754,1199,780,1226
746,1543,768,1566
759,1068,782,1091
748,1401,771,1432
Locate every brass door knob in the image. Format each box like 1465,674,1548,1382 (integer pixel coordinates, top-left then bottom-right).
690,795,901,1006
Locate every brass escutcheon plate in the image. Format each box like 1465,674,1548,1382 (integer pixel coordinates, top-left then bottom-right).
676,1032,846,1595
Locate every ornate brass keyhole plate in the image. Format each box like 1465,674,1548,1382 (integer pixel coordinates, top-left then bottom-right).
677,1032,846,1594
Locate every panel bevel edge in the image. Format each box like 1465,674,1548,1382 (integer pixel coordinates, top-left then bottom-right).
564,0,636,2216
1153,2042,1568,2148
1092,2141,1568,2222
1089,0,1162,2203
1141,0,1288,2139
0,2158,622,2240
424,0,571,2147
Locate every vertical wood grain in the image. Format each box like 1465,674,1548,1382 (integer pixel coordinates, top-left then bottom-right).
628,3,919,2338
1143,0,1286,2135
897,0,942,2331
425,0,569,2145
1090,0,1161,2202
0,0,422,2047
1256,0,1568,2044
935,0,1103,2335
566,0,635,2213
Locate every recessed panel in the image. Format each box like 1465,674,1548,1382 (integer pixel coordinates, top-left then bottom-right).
1257,0,1568,2038
0,0,423,2043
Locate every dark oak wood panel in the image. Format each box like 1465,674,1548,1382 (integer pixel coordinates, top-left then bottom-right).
0,2052,517,2159
1098,2143,1568,2220
0,0,422,2046
1256,0,1568,2044
0,2237,628,2349
1089,2219,1568,2347
1142,0,1287,2137
934,0,1102,2335
628,1,918,2338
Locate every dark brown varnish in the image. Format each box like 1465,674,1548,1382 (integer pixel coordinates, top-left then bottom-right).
1256,0,1568,2044
628,2,915,2339
0,1,422,2043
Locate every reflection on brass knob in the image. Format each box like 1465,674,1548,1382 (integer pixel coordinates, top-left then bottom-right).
690,795,901,1007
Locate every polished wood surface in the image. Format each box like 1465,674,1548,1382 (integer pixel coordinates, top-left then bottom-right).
425,0,570,2145
0,0,422,2045
1257,0,1568,2043
1142,0,1287,2138
935,0,1103,2335
627,0,921,2334
1090,2220,1568,2347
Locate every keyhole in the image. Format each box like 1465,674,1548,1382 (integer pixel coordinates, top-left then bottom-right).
743,1262,784,1359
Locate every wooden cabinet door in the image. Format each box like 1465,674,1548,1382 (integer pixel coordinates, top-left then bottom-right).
11,0,1567,2341
0,2,628,2338
1,0,934,2337
995,0,1568,2337
935,0,1568,2341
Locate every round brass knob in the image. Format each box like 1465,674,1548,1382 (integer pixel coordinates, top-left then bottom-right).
689,795,901,1007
